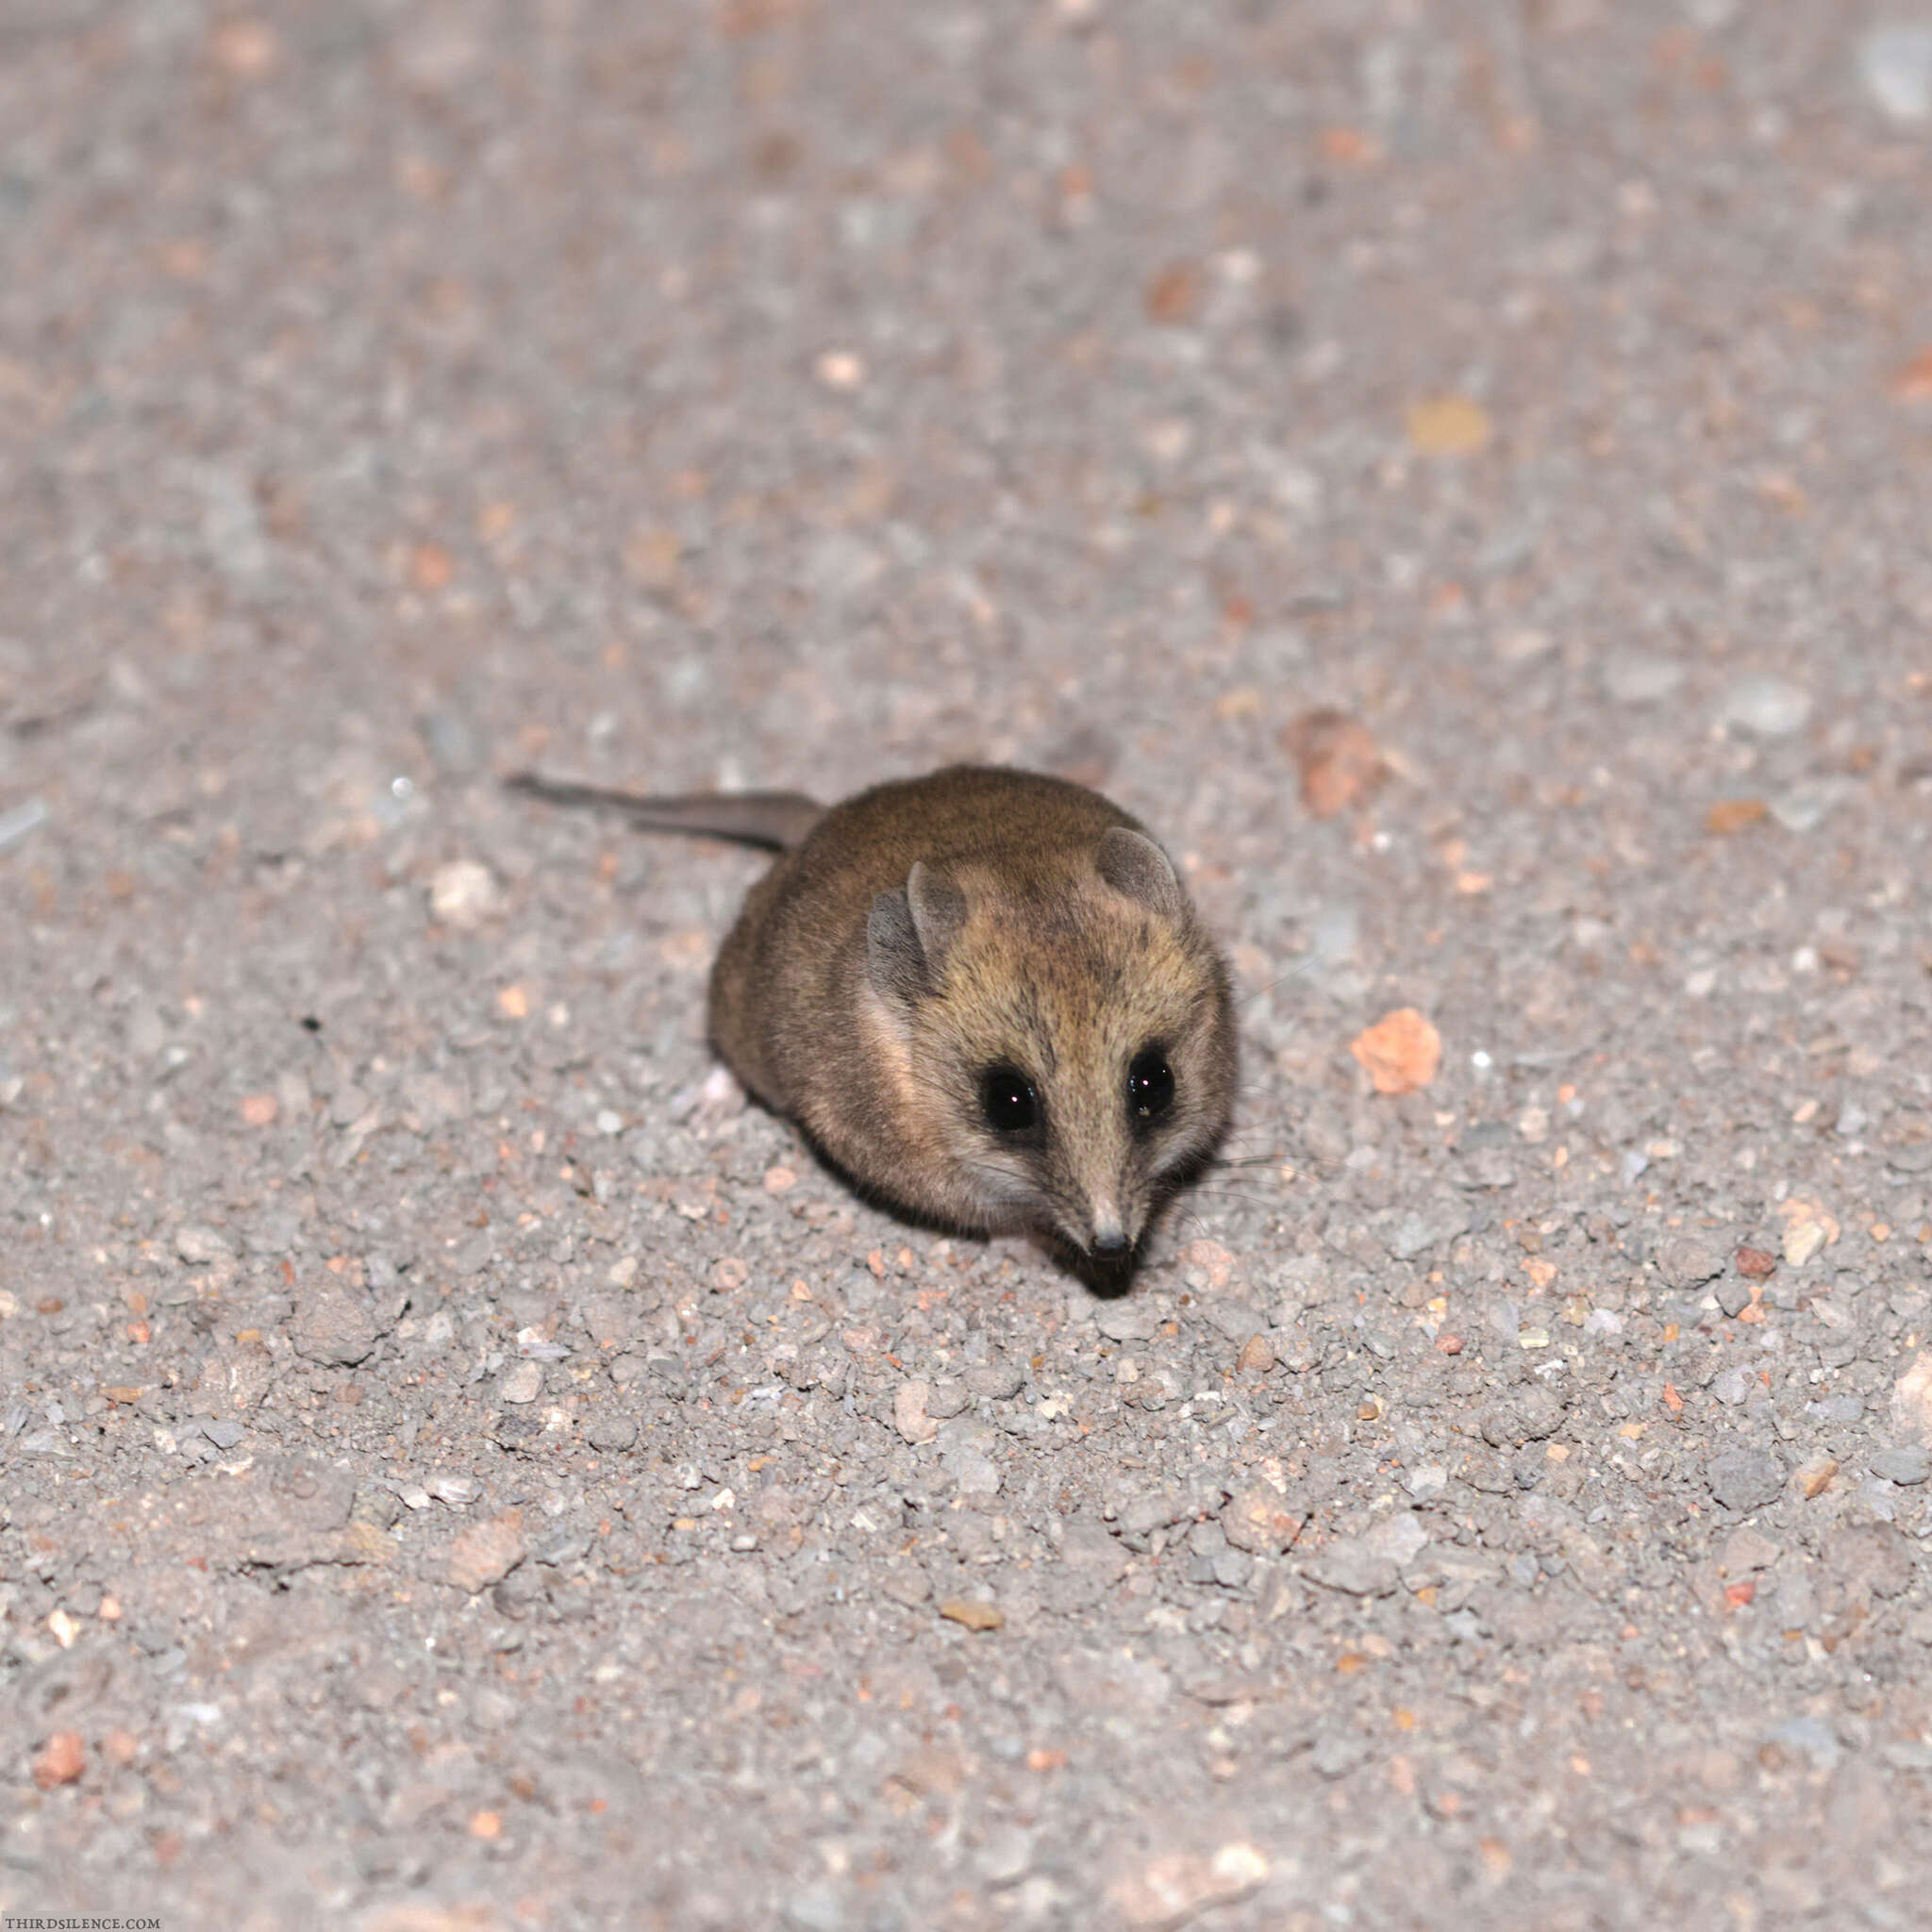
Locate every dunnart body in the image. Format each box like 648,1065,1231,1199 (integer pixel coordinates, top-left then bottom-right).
510,765,1236,1278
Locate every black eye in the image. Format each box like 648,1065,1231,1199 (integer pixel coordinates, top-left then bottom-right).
1127,1048,1174,1128
979,1064,1040,1136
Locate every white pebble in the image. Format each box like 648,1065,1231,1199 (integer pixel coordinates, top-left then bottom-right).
1858,25,1932,122
429,858,500,930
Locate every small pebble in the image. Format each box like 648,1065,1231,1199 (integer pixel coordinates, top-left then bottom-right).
1764,1715,1840,1774
1096,1301,1159,1343
1722,1527,1781,1575
1794,1455,1839,1500
0,796,48,854
938,1597,1004,1632
1302,1539,1399,1598
587,1415,639,1453
814,348,866,390
1360,1513,1430,1568
292,1286,378,1368
965,1358,1024,1401
782,1883,849,1932
1308,1729,1369,1779
498,1360,542,1405
892,1382,940,1446
1870,1445,1932,1487
174,1224,233,1265
1222,1485,1305,1555
1890,1352,1932,1445
922,1377,970,1419
977,1826,1035,1889
1858,24,1932,122
1705,1446,1785,1513
1714,1278,1753,1319
1770,780,1840,837
1600,652,1685,706
1719,673,1811,740
1783,1220,1827,1268
1108,1844,1269,1929
865,1563,928,1611
1404,1463,1448,1500
447,1511,526,1593
33,1732,85,1790
941,1444,1002,1497
428,859,501,930
1237,1332,1274,1374
1805,1395,1863,1424
1656,1238,1724,1291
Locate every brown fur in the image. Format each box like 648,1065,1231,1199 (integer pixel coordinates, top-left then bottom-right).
515,764,1236,1272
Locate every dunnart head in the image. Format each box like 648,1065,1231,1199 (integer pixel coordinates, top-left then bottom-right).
864,824,1236,1280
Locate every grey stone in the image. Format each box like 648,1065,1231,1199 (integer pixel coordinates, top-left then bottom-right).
784,1879,851,1929
1600,651,1685,706
498,1360,542,1405
1196,1296,1266,1345
939,1419,1003,1497
1705,1446,1785,1513
1456,1149,1516,1191
1830,1524,1915,1600
1481,1386,1565,1447
1870,1445,1932,1486
1806,1395,1864,1424
1714,1278,1753,1319
1095,1301,1159,1343
1858,24,1932,122
976,1826,1035,1889
1384,1199,1471,1262
174,1224,233,1265
1710,1366,1752,1407
1041,1518,1130,1612
1308,1728,1369,1779
922,1377,971,1419
1212,1545,1255,1590
965,1357,1023,1401
292,1285,378,1368
1770,780,1843,836
1722,1527,1781,1575
587,1414,639,1453
1302,1538,1399,1597
1361,1512,1430,1570
1764,1714,1840,1774
1719,673,1811,739
1770,1562,1817,1633
1656,1238,1725,1291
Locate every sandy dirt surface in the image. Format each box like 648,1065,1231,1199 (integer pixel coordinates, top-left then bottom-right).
5,3,1932,1927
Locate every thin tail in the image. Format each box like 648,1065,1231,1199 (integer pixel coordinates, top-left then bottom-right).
505,773,825,853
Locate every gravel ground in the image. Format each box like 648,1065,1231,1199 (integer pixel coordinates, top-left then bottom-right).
6,3,1932,1927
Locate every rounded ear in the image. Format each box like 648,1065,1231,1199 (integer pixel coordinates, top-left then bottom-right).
867,864,967,1006
1096,825,1185,921
906,861,967,965
866,887,926,1006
